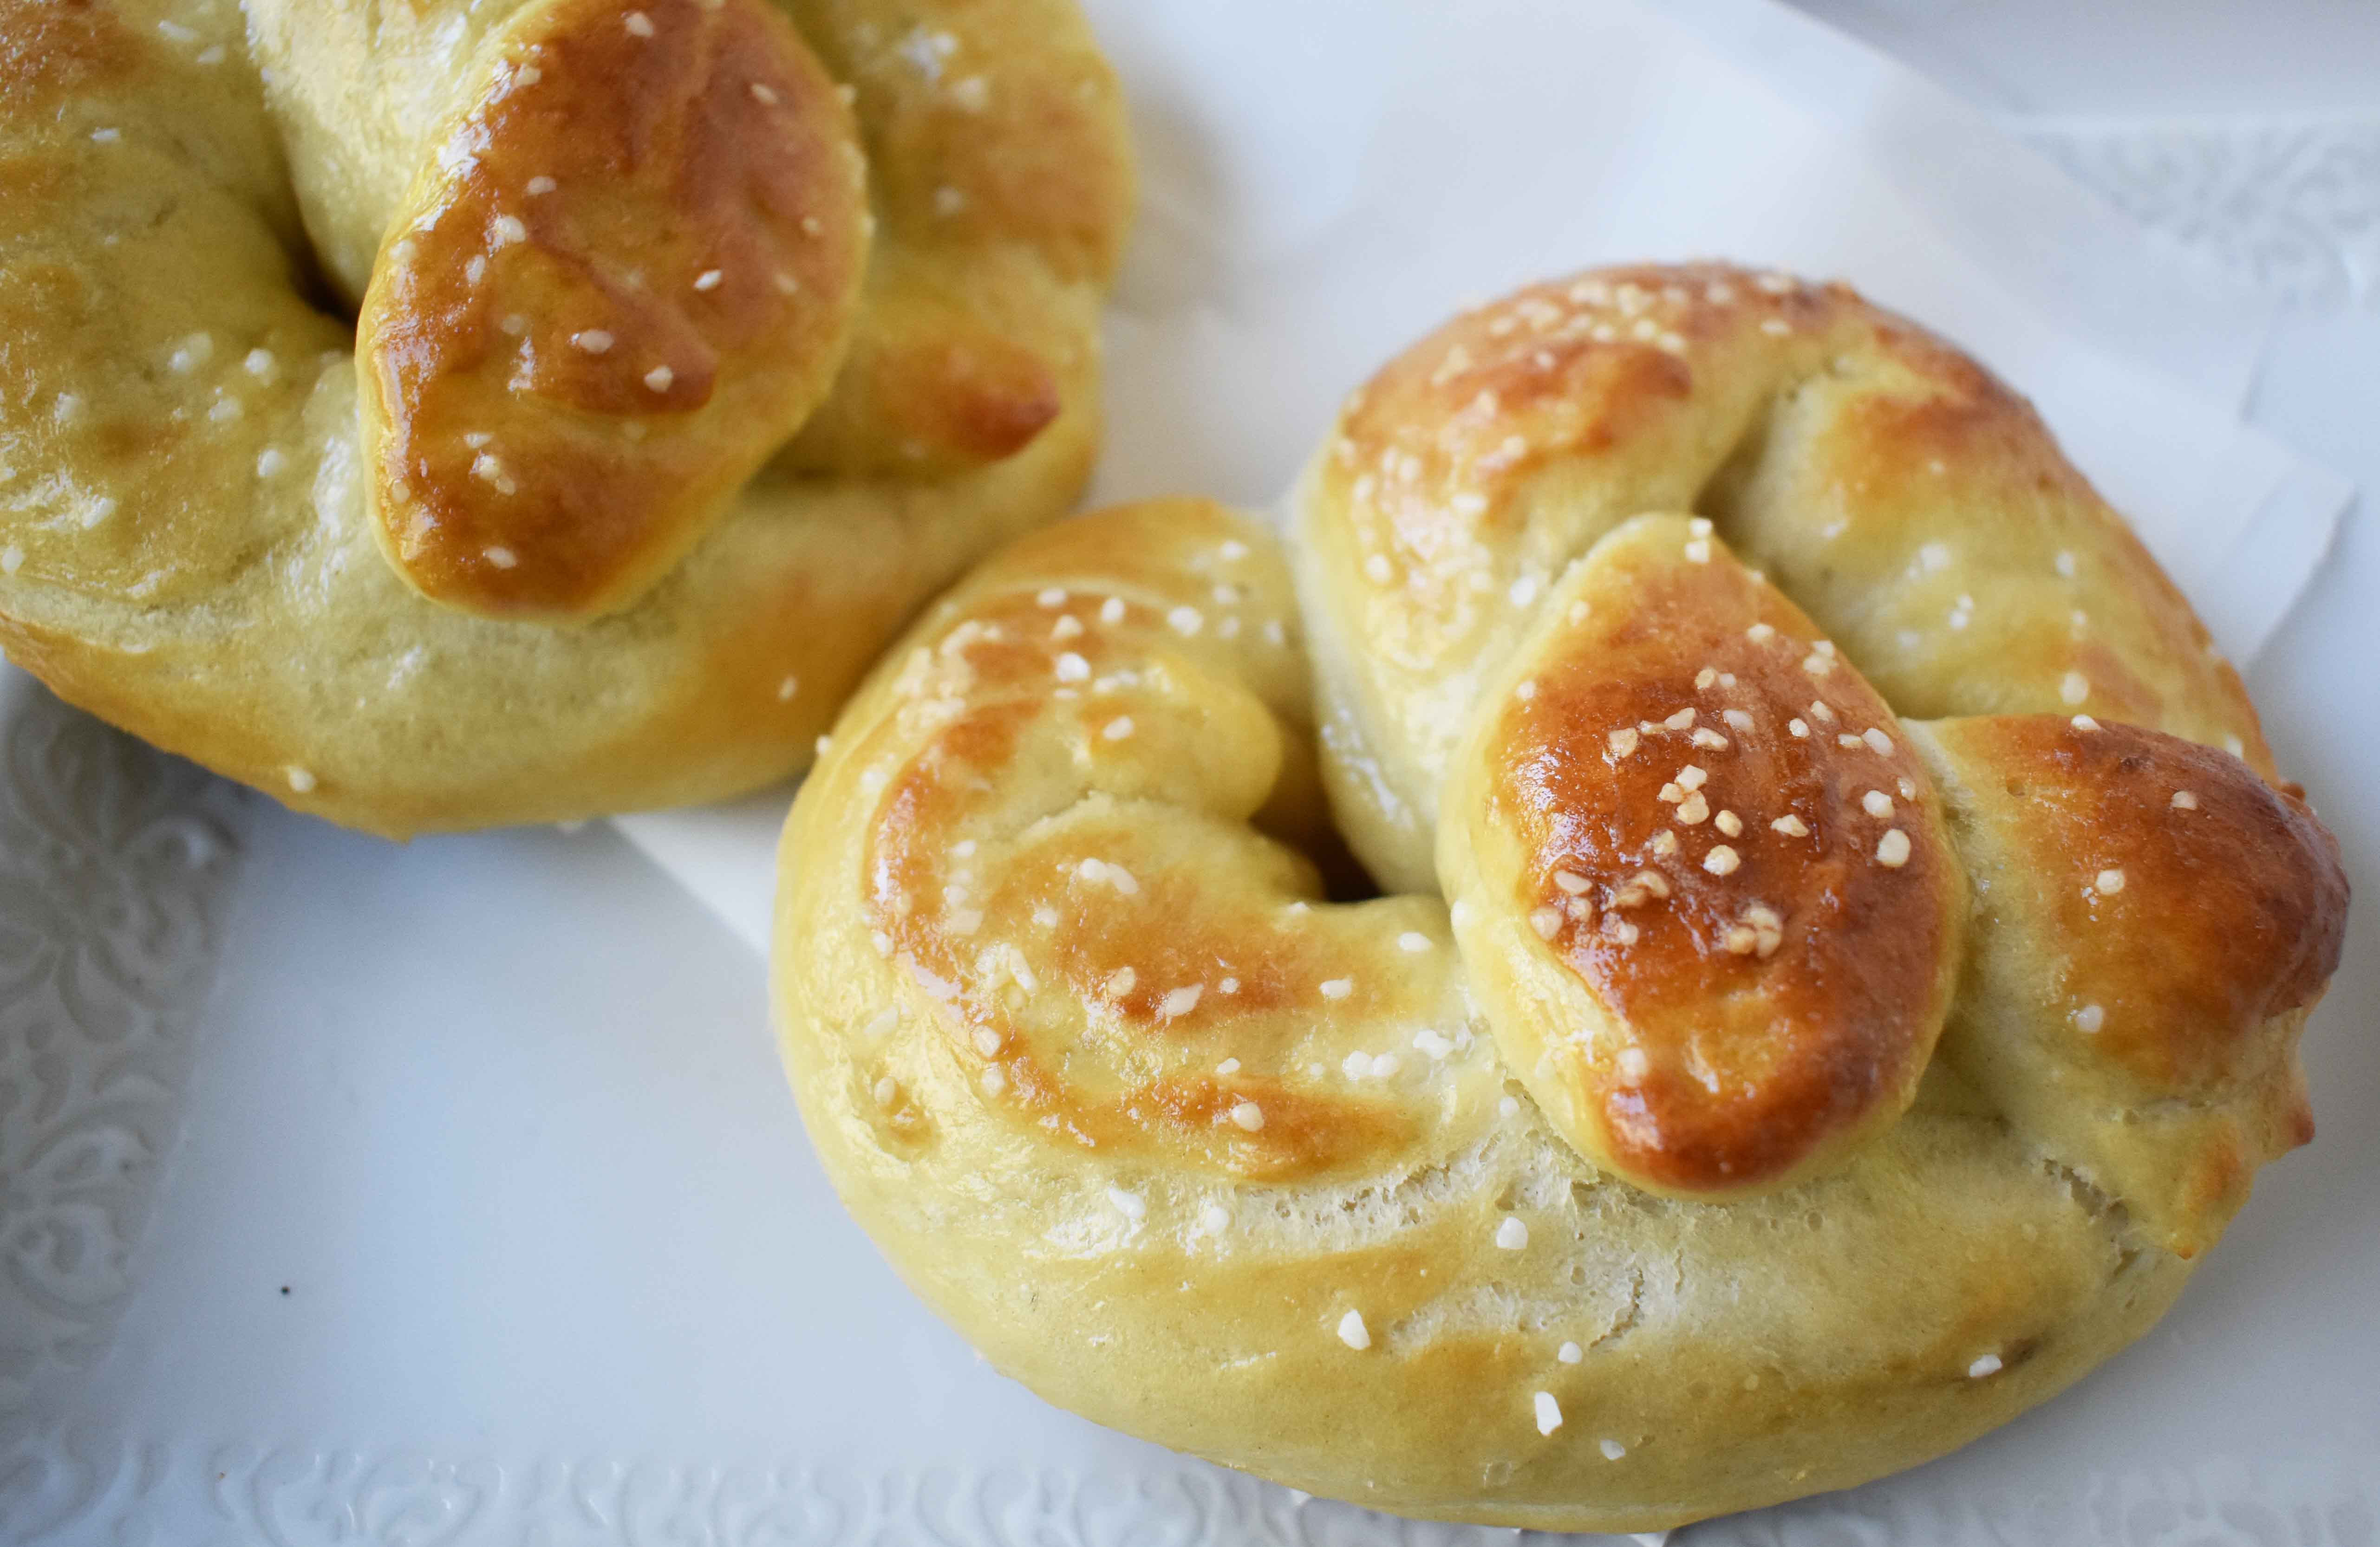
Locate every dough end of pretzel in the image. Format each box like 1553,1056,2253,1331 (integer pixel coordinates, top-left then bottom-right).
360,0,869,619
1443,514,1965,1198
1917,714,2343,1255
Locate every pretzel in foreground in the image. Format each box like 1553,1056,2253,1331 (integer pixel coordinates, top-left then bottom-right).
0,0,1129,833
775,267,2346,1529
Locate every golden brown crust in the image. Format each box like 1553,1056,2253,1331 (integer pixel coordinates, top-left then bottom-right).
0,0,1132,832
828,500,1467,1184
0,0,132,99
773,501,2335,1531
1448,516,1962,1196
772,257,1062,474
1916,715,2341,1254
1295,262,2275,894
1936,716,2341,1086
361,0,870,618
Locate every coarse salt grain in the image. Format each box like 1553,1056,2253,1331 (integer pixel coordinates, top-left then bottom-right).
1875,829,1911,867
1338,1310,1371,1350
1319,977,1353,1000
1534,1392,1563,1435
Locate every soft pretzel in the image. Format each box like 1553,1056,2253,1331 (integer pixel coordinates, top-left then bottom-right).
774,275,2344,1529
0,0,1129,833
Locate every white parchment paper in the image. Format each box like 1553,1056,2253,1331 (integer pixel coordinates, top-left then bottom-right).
616,0,2351,953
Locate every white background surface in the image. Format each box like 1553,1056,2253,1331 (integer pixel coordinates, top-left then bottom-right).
3,2,2374,1542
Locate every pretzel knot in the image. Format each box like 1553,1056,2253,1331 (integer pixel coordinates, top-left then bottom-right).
0,0,1129,831
776,268,2346,1529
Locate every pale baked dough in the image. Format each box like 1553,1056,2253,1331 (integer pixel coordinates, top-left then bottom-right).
774,277,2345,1528
0,0,1130,834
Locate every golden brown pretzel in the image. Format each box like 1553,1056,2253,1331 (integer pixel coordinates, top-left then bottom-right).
0,0,1129,832
774,269,2345,1529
